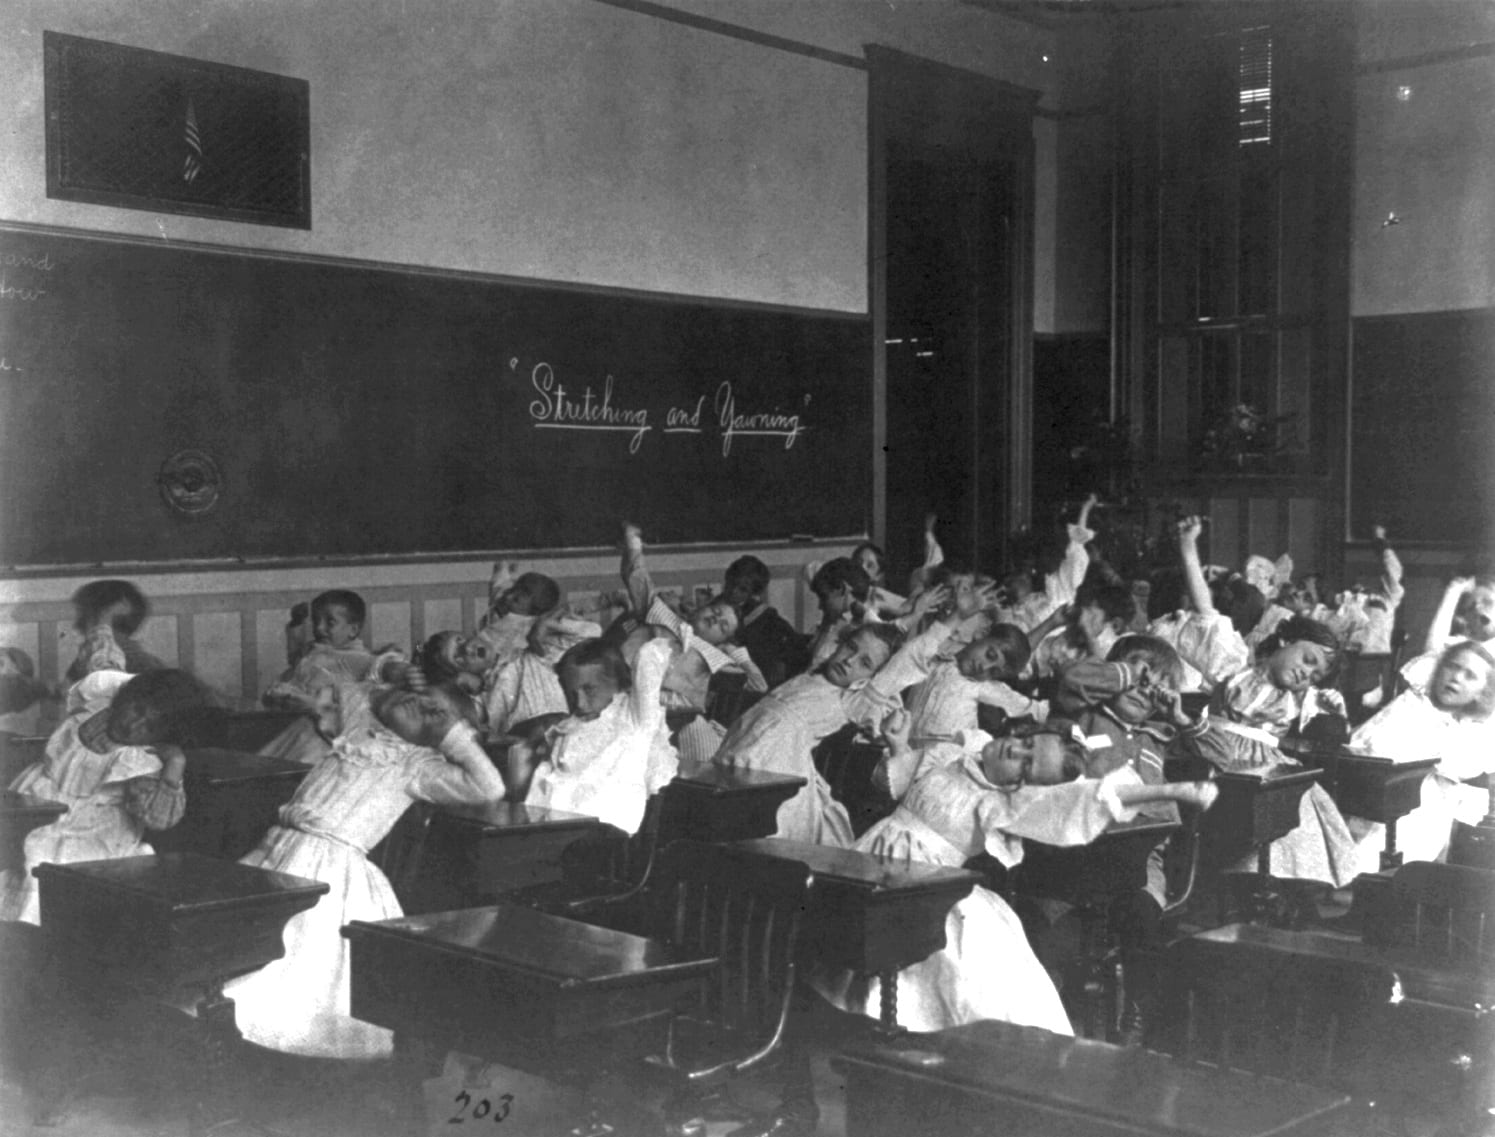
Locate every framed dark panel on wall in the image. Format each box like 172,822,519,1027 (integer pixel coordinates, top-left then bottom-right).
44,31,310,230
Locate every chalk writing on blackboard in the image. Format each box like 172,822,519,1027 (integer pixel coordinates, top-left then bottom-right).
523,361,807,457
0,277,47,302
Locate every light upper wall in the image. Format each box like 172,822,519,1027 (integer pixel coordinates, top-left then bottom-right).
1353,0,1495,316
0,0,1056,316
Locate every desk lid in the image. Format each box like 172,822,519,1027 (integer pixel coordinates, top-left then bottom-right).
182,748,310,785
670,763,807,794
435,802,610,833
1279,738,1440,771
0,790,69,819
344,903,718,989
34,851,328,912
835,1020,1350,1137
735,838,979,893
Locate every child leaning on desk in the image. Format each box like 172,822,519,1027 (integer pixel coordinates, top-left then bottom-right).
0,669,221,925
224,680,504,1060
809,713,1218,1034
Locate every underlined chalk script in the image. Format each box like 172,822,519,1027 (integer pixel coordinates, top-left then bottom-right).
517,360,809,457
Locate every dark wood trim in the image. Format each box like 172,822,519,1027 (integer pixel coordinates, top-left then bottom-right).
0,219,867,322
590,0,867,70
1357,41,1495,76
0,536,863,581
868,64,890,551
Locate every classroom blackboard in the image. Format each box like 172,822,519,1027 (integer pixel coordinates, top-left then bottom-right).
1349,308,1495,546
0,225,871,568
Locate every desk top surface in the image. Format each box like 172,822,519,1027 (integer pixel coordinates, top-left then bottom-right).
1193,922,1495,990
1214,765,1324,788
671,762,806,794
836,1019,1350,1137
34,851,328,912
344,903,718,988
735,837,980,894
435,801,610,833
181,748,310,785
0,790,68,819
1278,739,1439,773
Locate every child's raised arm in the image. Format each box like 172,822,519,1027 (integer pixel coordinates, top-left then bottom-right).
1373,525,1405,608
620,522,653,618
1425,575,1475,654
1048,494,1099,610
1176,515,1216,616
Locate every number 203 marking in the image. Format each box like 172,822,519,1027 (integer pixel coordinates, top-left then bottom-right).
449,1090,514,1124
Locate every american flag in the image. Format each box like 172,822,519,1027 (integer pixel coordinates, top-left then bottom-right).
183,97,203,184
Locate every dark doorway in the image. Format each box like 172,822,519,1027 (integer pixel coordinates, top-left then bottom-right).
869,47,1036,580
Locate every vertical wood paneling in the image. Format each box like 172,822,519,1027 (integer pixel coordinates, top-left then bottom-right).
256,609,289,696
240,611,259,706
1247,497,1278,560
192,611,243,700
1287,497,1321,575
423,598,465,645
139,617,179,668
1208,497,1240,569
370,602,413,654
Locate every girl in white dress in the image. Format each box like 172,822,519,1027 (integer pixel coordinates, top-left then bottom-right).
0,669,219,925
1346,640,1495,870
502,636,678,836
226,682,505,1059
811,718,1217,1033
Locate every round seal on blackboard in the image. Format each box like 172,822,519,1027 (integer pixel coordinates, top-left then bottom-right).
157,449,223,517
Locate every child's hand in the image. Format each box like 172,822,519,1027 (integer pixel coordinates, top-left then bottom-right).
974,580,1000,611
1449,575,1476,595
910,583,951,619
1175,781,1219,811
1176,515,1205,545
879,708,912,754
1151,685,1191,728
1371,524,1387,542
622,522,644,554
404,664,431,692
1084,492,1100,510
924,512,938,536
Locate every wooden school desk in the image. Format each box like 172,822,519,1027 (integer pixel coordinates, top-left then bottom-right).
148,747,309,861
0,790,67,873
658,762,805,843
1279,737,1439,870
402,802,615,914
343,903,719,1076
34,852,328,1136
835,1019,1353,1137
734,837,979,1031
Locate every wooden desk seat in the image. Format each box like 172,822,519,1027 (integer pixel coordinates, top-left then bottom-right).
149,747,309,861
345,841,814,1134
33,852,328,1134
835,1019,1353,1137
398,801,616,914
734,836,979,1031
1010,815,1181,1039
0,790,67,873
1279,737,1439,871
504,764,804,927
1151,921,1494,1132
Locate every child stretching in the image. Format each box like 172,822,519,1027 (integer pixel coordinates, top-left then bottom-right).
620,523,764,761
994,494,1099,632
499,636,676,836
63,579,169,683
712,607,962,847
472,562,564,668
811,714,1218,1033
804,557,874,671
1147,518,1257,692
1165,517,1359,894
483,612,596,737
1400,573,1495,696
903,621,1047,741
225,681,504,1059
1346,640,1495,868
262,589,406,764
719,555,809,688
0,669,220,925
